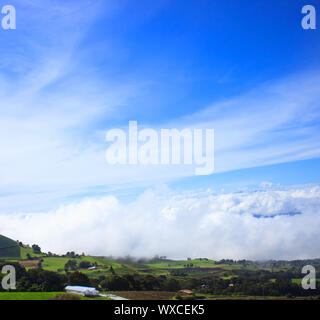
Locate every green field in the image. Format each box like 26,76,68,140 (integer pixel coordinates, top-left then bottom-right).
15,255,309,281
145,258,216,268
41,256,125,274
20,246,44,259
0,292,110,300
10,255,239,280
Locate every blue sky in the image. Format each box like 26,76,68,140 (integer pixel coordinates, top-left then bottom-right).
0,0,320,214
1,1,320,259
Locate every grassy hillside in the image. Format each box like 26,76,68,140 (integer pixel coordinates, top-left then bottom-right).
33,256,248,279
20,245,43,259
0,234,20,259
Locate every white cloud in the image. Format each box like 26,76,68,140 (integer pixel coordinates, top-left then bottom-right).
0,2,320,214
1,184,320,260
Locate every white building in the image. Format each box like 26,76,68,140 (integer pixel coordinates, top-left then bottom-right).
65,285,100,297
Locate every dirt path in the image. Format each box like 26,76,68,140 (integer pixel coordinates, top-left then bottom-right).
100,293,130,300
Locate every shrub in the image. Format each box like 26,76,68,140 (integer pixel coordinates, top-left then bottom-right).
68,271,91,286
79,261,92,269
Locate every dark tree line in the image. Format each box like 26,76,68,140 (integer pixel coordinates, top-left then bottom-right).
0,262,92,292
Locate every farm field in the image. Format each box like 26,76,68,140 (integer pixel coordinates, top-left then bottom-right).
0,292,111,300
144,259,216,269
105,291,176,300
11,254,319,281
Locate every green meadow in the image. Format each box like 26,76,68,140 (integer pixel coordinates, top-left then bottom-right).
0,292,111,300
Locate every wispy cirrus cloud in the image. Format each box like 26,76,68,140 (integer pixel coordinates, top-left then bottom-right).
1,69,320,213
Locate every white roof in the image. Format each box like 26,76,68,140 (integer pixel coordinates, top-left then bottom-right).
65,286,99,292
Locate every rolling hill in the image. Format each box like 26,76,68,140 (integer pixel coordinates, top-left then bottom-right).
0,234,20,259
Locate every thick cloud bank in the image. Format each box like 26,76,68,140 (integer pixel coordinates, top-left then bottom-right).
1,184,320,260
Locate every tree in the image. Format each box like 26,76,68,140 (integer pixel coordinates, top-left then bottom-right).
32,244,41,254
64,260,78,271
79,261,92,269
37,259,43,270
68,271,91,287
15,268,66,292
100,276,129,291
66,251,77,258
165,278,181,291
110,266,115,275
141,275,159,291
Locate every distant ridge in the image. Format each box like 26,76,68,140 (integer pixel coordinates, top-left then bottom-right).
0,234,20,259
